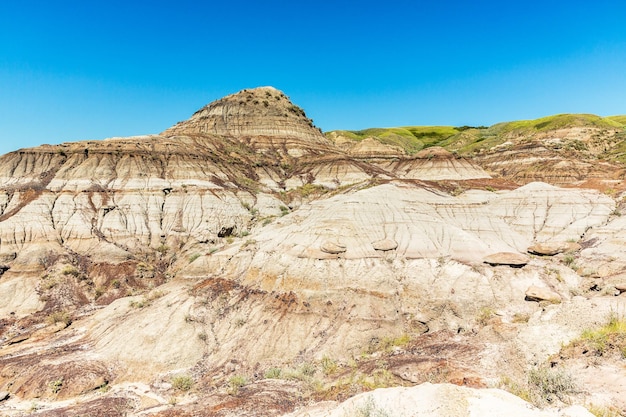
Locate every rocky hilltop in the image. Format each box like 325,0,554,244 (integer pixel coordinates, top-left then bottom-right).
0,88,625,416
163,86,327,143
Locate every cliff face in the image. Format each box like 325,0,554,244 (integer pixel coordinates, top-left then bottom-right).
0,88,625,416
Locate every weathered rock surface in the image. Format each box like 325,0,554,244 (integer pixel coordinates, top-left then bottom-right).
378,147,492,180
348,137,405,157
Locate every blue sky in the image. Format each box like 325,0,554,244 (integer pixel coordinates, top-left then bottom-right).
1,0,625,156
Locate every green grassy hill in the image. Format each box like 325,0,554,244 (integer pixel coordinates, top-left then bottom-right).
327,114,626,157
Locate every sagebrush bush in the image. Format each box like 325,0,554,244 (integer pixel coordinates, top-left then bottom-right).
171,375,193,391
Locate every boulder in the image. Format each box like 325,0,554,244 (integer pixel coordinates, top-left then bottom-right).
615,283,626,293
527,241,579,256
484,252,529,267
525,286,562,304
372,238,398,251
320,240,347,254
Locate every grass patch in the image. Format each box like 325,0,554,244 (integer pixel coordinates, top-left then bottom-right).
512,312,531,323
476,307,496,326
587,403,623,417
569,312,626,357
129,289,165,309
264,367,282,379
294,183,329,199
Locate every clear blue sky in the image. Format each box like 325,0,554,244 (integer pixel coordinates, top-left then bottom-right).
1,0,625,156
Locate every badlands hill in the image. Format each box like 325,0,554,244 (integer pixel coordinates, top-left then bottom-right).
0,87,625,416
329,113,626,186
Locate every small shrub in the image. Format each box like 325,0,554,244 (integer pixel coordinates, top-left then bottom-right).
264,367,282,379
61,265,80,276
228,375,247,395
48,378,63,394
320,356,338,375
47,311,71,326
279,205,289,216
198,332,208,342
284,362,317,381
528,366,577,405
94,287,105,299
171,375,194,392
298,362,317,377
189,253,201,263
354,397,391,417
563,254,576,267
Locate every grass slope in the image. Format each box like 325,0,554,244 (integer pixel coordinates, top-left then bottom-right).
607,115,626,126
328,126,469,154
327,114,626,157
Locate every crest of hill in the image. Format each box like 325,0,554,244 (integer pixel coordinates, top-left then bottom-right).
162,86,330,144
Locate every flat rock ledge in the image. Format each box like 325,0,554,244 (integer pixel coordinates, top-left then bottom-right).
525,286,562,304
527,241,581,256
483,252,529,267
320,241,347,254
372,238,398,251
